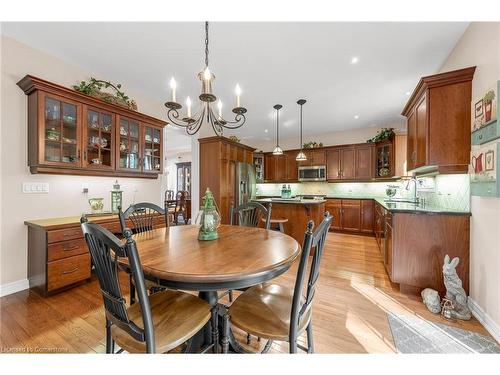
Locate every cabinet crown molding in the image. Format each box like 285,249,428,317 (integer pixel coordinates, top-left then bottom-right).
17,74,168,128
401,66,476,116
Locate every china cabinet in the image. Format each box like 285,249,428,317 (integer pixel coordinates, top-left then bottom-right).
176,162,192,195
253,153,264,182
18,75,167,178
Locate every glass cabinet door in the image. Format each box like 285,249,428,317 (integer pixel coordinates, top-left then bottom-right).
118,118,140,171
43,95,80,165
85,108,114,169
143,125,162,173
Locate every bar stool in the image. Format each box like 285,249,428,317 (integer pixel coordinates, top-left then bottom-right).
261,217,288,233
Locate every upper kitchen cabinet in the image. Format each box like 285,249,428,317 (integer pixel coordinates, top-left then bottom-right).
17,75,167,179
297,149,326,166
326,144,373,181
402,67,476,174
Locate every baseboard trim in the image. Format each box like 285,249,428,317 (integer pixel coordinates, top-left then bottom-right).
0,279,29,297
468,297,500,343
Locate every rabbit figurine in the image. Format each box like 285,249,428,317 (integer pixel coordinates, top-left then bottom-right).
442,255,471,320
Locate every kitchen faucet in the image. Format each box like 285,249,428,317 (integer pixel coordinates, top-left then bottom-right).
405,174,420,204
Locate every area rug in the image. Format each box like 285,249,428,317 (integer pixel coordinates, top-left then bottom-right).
387,313,500,353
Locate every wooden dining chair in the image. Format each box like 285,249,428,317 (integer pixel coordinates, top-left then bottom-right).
227,212,333,354
227,202,272,303
118,202,169,304
230,201,272,230
80,219,213,353
173,191,188,225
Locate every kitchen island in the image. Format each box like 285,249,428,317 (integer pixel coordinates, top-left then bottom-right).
253,198,326,244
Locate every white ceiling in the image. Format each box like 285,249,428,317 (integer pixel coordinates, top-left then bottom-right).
2,22,468,146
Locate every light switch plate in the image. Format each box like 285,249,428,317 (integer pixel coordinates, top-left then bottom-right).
23,182,49,194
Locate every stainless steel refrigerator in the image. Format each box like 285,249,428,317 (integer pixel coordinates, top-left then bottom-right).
235,162,256,206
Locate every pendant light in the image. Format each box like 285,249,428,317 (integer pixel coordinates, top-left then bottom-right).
272,104,284,155
296,99,307,161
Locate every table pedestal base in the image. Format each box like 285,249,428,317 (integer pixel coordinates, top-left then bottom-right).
183,291,247,353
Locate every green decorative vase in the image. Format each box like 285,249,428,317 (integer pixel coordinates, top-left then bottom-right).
197,188,221,241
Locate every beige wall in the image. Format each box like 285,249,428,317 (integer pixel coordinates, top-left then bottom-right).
440,22,500,337
249,125,406,152
0,36,167,287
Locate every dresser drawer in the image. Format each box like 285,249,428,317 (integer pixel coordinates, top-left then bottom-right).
47,227,83,243
100,221,123,234
48,238,88,262
47,253,90,292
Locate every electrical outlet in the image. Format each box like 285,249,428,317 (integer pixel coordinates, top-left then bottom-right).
82,183,89,194
23,182,49,194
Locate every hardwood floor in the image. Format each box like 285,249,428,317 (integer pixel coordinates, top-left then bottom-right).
0,233,492,353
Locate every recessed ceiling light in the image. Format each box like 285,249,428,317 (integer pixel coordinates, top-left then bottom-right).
354,115,359,119
351,57,359,64
406,91,411,96
264,129,268,133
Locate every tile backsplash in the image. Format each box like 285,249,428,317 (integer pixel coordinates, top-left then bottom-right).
256,174,471,211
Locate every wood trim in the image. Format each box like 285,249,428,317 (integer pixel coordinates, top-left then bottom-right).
198,136,256,152
29,165,159,179
401,66,476,116
17,75,167,127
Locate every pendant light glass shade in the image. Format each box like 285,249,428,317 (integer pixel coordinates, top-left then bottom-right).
296,150,307,161
272,104,283,156
273,146,284,155
296,99,307,161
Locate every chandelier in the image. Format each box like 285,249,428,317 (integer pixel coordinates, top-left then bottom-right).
165,22,247,136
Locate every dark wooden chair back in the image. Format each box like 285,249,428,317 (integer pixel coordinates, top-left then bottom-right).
118,202,168,235
164,190,175,201
289,212,332,353
174,191,188,224
80,218,155,353
230,202,272,230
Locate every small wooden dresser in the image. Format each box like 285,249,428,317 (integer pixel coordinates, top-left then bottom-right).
24,214,164,296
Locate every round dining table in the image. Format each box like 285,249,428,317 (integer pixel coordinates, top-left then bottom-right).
123,224,301,353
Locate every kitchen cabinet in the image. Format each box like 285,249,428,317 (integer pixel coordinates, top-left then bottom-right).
285,151,298,181
385,212,393,279
373,201,470,295
326,148,341,180
341,199,361,231
402,67,475,174
264,153,277,181
199,136,255,224
326,198,374,234
264,153,286,182
374,138,394,178
325,199,342,231
356,144,375,180
296,149,326,167
360,200,375,233
253,153,264,182
18,75,167,178
340,148,355,179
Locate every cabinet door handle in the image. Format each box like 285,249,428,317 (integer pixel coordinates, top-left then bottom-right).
77,149,81,161
62,267,79,275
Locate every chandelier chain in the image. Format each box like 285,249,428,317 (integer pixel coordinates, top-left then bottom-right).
205,21,209,68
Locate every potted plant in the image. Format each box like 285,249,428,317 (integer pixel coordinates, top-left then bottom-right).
483,89,496,123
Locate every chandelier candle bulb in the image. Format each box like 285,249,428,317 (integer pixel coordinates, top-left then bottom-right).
186,96,192,118
235,84,241,108
217,99,222,119
169,77,177,102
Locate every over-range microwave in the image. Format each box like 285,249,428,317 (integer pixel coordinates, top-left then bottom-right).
298,165,327,181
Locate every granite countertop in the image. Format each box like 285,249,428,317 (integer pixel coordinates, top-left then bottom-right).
255,195,470,215
252,198,326,205
373,198,471,216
